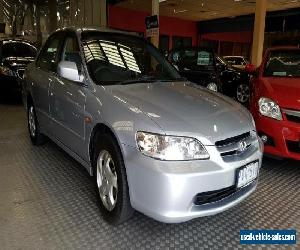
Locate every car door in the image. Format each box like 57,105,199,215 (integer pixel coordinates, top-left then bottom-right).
49,31,87,158
32,32,65,134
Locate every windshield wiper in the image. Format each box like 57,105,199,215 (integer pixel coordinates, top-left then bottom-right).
159,77,187,82
119,76,158,85
119,76,187,85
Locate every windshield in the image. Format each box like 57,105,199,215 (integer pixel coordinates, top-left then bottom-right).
264,50,300,78
2,42,37,58
175,48,215,71
225,57,245,65
81,31,181,85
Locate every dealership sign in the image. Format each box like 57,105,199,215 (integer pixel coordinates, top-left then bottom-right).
145,15,159,37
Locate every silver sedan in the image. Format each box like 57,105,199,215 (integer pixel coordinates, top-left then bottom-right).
23,27,263,224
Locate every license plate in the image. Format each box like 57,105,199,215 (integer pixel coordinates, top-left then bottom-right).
236,161,259,188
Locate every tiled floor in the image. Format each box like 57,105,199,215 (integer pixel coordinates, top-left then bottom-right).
0,101,299,249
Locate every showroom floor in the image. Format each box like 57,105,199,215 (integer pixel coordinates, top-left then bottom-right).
0,98,299,250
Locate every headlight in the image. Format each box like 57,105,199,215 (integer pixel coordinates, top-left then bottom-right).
258,97,282,120
207,82,218,92
136,131,209,161
0,66,14,76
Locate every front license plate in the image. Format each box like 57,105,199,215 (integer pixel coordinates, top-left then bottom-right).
237,161,259,188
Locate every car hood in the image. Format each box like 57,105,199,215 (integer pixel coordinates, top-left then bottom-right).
107,81,253,145
261,77,300,109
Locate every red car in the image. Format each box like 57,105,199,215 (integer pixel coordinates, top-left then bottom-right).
249,47,300,160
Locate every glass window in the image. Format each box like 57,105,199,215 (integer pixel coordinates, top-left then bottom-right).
37,34,63,72
177,48,214,71
2,42,37,58
62,35,82,70
264,50,300,78
81,31,181,85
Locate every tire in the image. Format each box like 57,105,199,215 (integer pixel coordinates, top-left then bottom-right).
236,83,250,104
92,133,134,225
27,103,47,145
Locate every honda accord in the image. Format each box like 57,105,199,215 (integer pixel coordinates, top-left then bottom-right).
23,27,263,224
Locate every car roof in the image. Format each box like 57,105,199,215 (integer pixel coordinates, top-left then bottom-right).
54,26,140,37
223,56,244,58
0,38,36,48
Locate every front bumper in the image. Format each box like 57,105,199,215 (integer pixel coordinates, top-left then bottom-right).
255,115,300,160
122,139,263,223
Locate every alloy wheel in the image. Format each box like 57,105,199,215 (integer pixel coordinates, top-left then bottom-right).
28,106,36,138
96,150,118,211
236,84,250,103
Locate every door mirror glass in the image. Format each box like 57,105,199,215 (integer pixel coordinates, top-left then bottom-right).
58,61,84,83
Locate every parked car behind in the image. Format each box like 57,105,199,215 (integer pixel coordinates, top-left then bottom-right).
168,47,251,104
249,47,300,161
0,38,37,96
23,27,263,224
223,56,248,70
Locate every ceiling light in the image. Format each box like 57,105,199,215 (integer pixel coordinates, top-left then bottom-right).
159,0,167,3
174,9,188,14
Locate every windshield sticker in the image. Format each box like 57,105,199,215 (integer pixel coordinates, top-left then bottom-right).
197,51,211,65
273,72,287,76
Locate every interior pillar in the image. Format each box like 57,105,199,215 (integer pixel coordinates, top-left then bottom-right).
251,0,267,66
151,0,159,48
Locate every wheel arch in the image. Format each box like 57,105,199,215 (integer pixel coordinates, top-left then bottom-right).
88,123,126,176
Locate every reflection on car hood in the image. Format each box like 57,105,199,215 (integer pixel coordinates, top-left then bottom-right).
262,77,300,109
107,81,253,144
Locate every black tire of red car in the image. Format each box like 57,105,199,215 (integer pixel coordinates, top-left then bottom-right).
236,83,250,104
27,103,47,146
92,132,134,225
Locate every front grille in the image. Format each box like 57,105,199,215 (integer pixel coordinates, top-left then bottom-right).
215,132,250,147
283,109,300,124
215,132,253,157
286,140,300,153
194,186,236,205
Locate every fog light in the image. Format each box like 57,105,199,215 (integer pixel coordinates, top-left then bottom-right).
207,82,218,92
260,135,268,143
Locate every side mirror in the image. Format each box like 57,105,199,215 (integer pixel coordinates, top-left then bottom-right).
216,63,226,72
57,61,84,83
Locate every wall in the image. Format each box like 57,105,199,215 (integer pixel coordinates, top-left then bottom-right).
108,5,198,49
200,31,253,43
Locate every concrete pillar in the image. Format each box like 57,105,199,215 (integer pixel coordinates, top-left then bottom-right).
251,0,267,66
151,0,159,48
100,0,107,27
